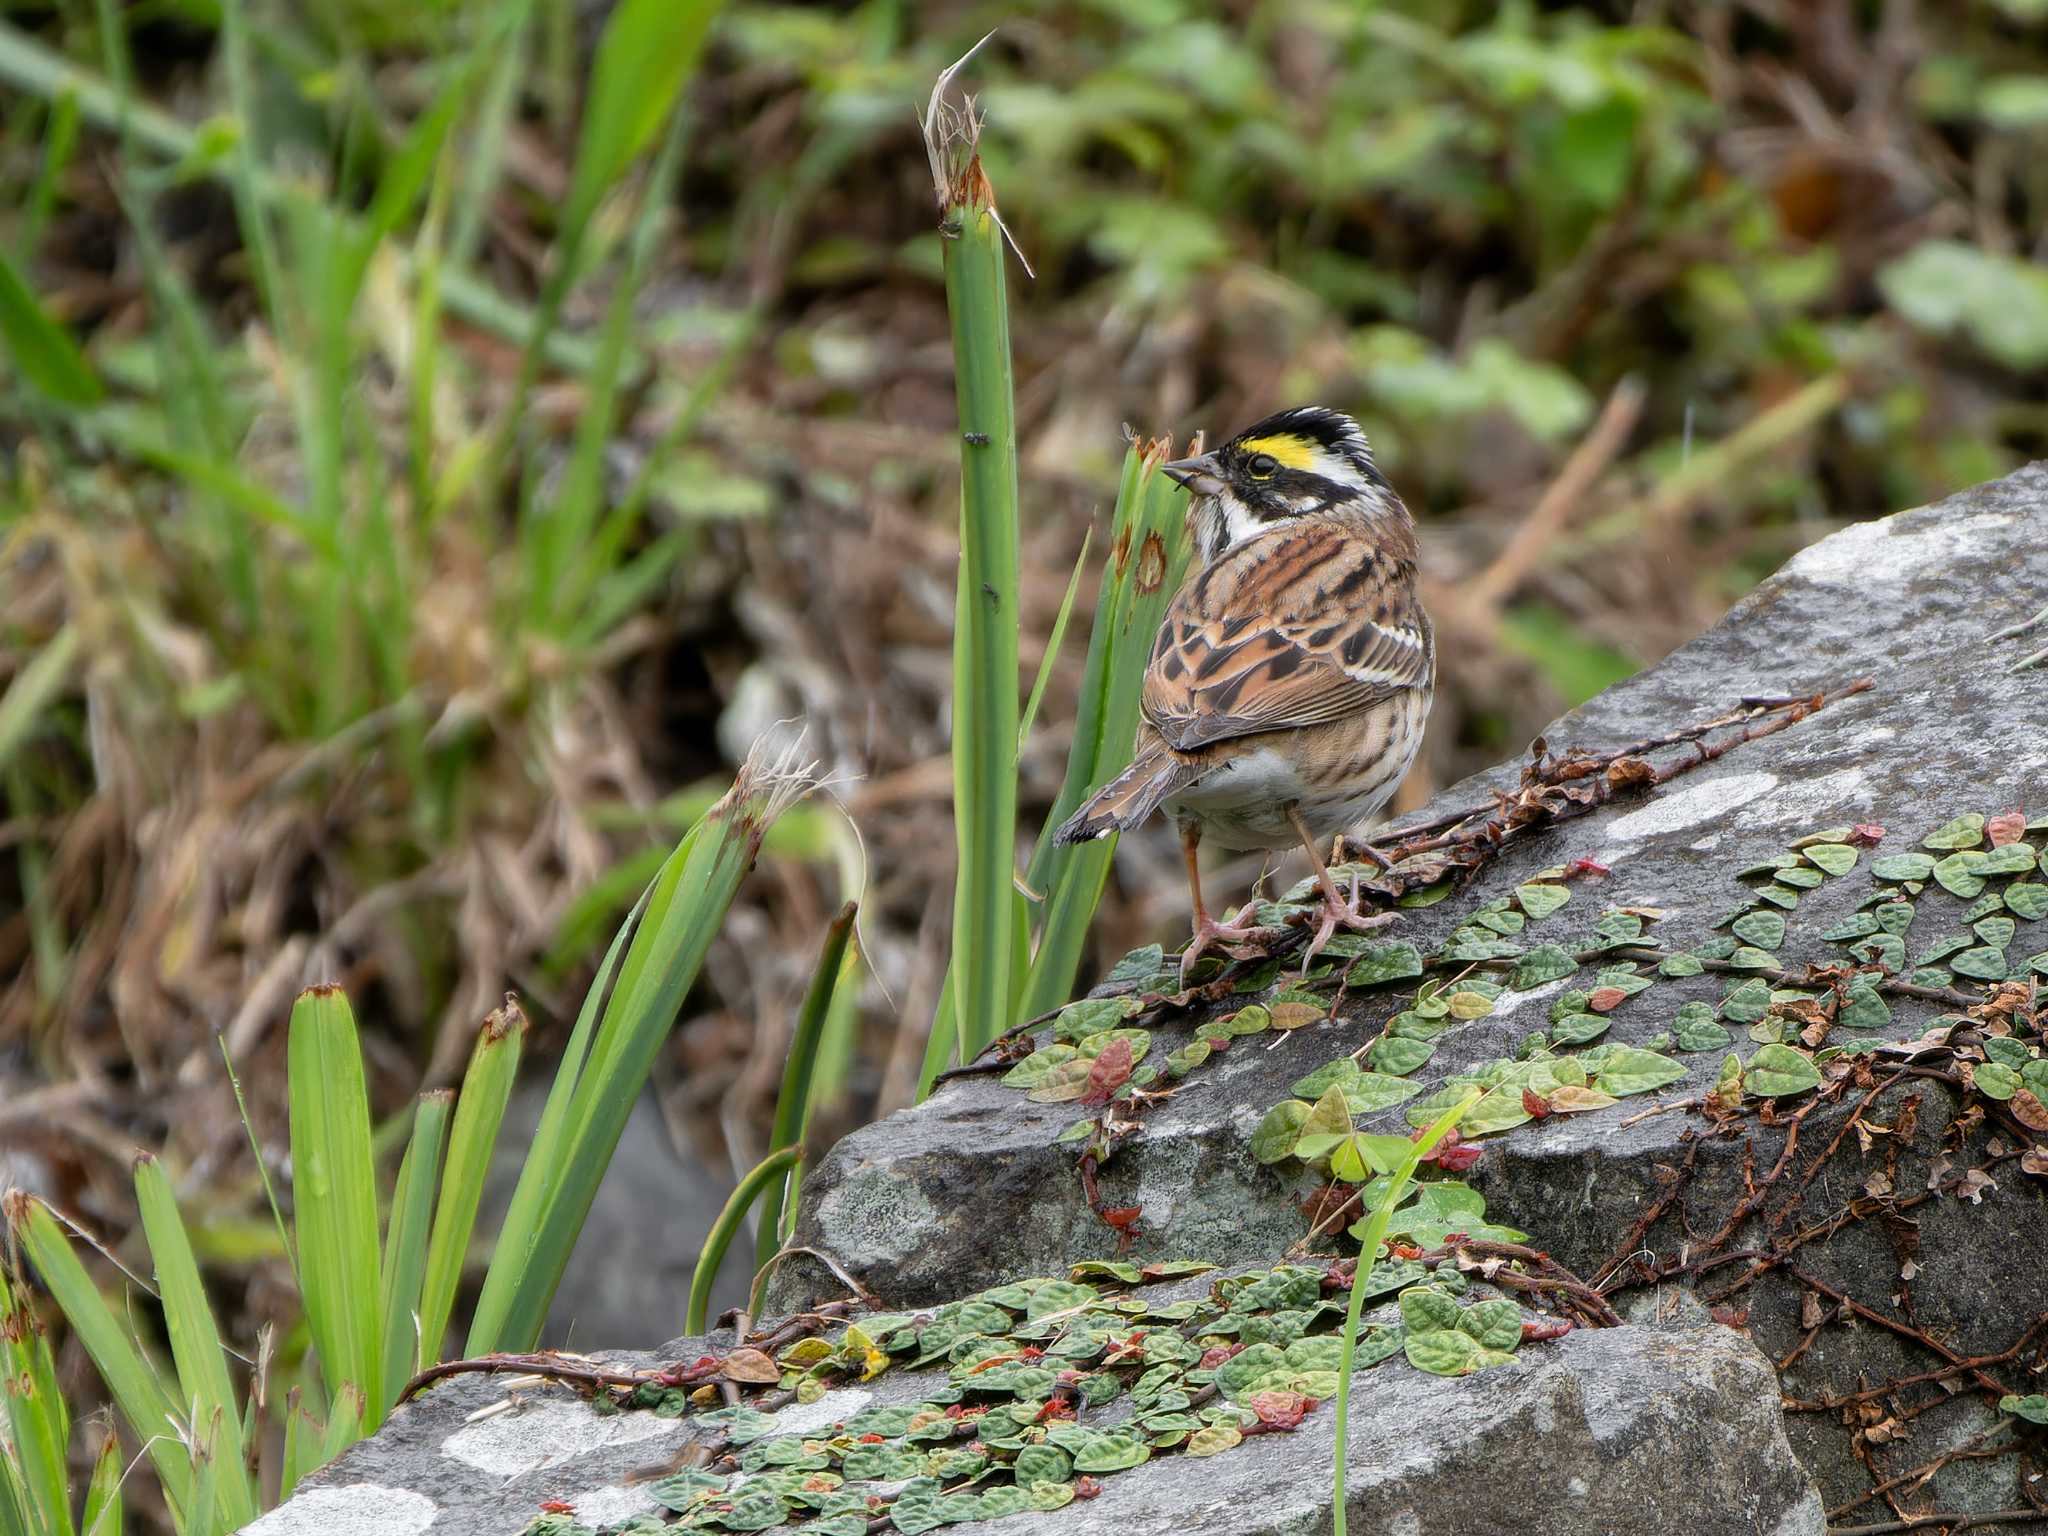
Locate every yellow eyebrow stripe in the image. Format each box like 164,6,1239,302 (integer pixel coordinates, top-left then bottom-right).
1235,434,1316,470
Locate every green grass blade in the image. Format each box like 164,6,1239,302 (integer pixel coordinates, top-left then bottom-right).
317,1387,363,1467
79,1433,120,1536
464,887,650,1356
688,1146,800,1336
928,74,1022,1082
276,1390,317,1507
473,747,816,1352
415,1001,524,1370
285,986,383,1435
755,903,857,1273
129,1157,254,1529
528,101,691,632
376,1090,451,1404
1331,1090,1479,1536
0,626,78,777
1017,526,1090,753
0,20,579,368
562,0,721,239
0,249,101,406
490,0,724,504
0,1251,72,1536
21,87,79,257
4,1196,190,1520
1016,446,1194,1020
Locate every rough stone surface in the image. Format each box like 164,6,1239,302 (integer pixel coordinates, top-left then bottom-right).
779,465,2048,1520
271,1282,1822,1536
255,467,2048,1535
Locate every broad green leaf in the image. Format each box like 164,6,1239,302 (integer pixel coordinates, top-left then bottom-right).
1595,1046,1685,1097
1403,1327,1482,1376
1743,1044,1820,1097
1922,812,1987,850
1516,883,1570,920
1803,843,1858,876
0,248,102,404
1347,942,1424,986
1510,944,1577,989
1730,910,1785,950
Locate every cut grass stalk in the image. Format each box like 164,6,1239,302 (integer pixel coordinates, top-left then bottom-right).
375,1089,451,1406
412,999,525,1375
79,1429,120,1536
467,739,821,1355
284,986,383,1437
4,1194,191,1522
130,1156,255,1529
0,1249,72,1536
923,43,1022,1083
755,902,858,1274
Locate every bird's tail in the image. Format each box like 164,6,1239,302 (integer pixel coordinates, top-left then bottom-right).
1053,744,1199,845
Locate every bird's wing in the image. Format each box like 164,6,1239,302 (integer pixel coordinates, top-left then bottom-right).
1141,517,1432,754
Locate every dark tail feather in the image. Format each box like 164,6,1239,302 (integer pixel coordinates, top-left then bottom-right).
1053,745,1199,845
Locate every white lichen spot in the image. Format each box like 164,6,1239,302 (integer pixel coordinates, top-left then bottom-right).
1781,506,2013,589
558,1484,660,1527
242,1485,437,1536
1568,1475,1590,1498
760,1386,873,1439
1605,772,1778,842
440,1396,685,1477
815,1170,938,1264
1384,1511,1424,1536
1490,977,1574,1019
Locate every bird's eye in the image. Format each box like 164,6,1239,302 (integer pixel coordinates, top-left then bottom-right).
1246,454,1279,479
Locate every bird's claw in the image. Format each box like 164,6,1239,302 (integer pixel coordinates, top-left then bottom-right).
1300,870,1400,973
1179,906,1279,983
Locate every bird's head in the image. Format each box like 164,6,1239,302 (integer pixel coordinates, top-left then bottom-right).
1163,406,1393,563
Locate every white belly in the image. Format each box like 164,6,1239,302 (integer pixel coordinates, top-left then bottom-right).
1162,748,1311,850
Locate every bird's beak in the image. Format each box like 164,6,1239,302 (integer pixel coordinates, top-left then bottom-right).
1161,452,1226,497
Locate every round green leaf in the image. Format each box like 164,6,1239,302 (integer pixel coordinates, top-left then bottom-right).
1743,1044,1820,1098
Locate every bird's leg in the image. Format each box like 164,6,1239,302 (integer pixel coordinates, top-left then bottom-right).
1994,603,2048,673
1287,805,1397,971
1178,822,1273,983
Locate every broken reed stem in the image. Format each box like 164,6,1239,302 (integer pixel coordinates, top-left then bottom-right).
398,1300,865,1404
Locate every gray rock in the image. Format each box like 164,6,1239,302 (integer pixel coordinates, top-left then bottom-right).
262,1292,1822,1536
782,464,2048,1521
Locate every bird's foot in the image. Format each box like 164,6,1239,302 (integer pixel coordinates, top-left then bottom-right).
1179,905,1278,984
1994,604,2048,673
1301,871,1400,973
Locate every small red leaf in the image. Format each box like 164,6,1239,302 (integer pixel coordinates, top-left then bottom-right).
1850,823,1886,846
539,1502,575,1515
1248,1389,1311,1430
1565,857,1611,879
1075,1476,1103,1499
1522,1088,1553,1119
1521,1317,1574,1342
1988,810,2028,847
1586,986,1628,1013
1081,1038,1134,1106
1433,1141,1485,1172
